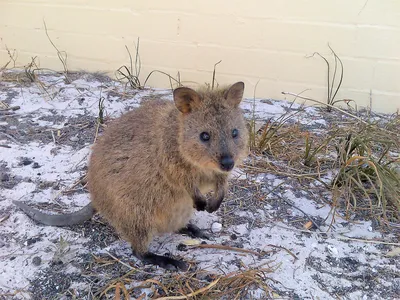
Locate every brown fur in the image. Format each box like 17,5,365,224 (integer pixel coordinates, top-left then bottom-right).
87,82,249,255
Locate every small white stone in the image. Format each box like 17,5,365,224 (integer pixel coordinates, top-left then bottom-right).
327,245,339,256
211,222,222,233
69,136,79,142
368,226,373,232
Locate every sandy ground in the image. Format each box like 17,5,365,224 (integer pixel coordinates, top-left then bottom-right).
0,72,399,300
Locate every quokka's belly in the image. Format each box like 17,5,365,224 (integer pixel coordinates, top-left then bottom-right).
154,194,194,234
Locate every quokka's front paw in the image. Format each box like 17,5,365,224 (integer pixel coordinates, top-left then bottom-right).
205,201,219,213
194,201,207,211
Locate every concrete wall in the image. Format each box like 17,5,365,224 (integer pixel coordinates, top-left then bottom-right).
1,0,399,113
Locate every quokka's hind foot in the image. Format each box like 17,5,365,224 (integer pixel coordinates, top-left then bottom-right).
179,223,211,240
132,249,189,271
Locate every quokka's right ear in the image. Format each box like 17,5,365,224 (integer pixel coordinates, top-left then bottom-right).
173,87,202,114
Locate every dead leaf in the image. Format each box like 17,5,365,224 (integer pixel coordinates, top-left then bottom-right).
386,247,400,257
303,221,313,230
114,283,121,300
0,214,10,224
182,239,201,246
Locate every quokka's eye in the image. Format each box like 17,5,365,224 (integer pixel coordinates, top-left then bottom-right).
232,129,239,138
200,132,210,142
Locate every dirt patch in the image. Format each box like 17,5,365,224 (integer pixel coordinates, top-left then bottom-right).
0,71,399,300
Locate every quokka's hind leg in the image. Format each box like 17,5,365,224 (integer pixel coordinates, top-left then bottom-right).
133,250,189,271
128,227,189,271
179,223,211,240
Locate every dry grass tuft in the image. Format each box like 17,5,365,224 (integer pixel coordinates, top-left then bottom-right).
332,122,400,224
153,267,276,300
115,38,182,91
307,44,344,112
245,98,400,226
91,253,278,299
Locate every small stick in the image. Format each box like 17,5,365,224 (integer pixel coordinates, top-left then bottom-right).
0,106,20,112
281,91,396,135
265,244,298,262
114,283,121,300
337,236,400,246
144,279,169,295
93,121,101,144
192,243,264,257
211,60,222,90
0,214,10,224
0,132,21,145
51,130,56,144
105,251,136,270
156,277,220,300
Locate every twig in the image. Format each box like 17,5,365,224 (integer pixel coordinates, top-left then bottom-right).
142,70,181,88
270,222,335,236
0,214,10,224
144,279,168,295
358,0,369,15
93,121,101,144
51,130,56,144
337,235,400,246
265,244,298,262
281,92,370,126
211,60,222,90
191,243,264,256
1,45,17,70
105,251,135,270
274,194,323,232
0,132,21,145
244,165,327,179
94,267,138,298
0,106,20,112
43,20,70,83
156,278,220,300
134,38,141,78
307,52,330,105
328,44,344,105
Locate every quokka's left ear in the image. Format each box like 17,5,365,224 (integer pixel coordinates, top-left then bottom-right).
224,82,245,108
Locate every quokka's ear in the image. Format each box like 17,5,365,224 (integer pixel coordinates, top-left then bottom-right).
224,82,245,108
173,87,202,114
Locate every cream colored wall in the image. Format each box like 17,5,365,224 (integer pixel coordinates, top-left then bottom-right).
1,0,399,113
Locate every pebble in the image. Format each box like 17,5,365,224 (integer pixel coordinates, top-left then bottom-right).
21,158,33,166
327,245,339,256
32,256,42,266
211,222,222,233
69,136,79,142
32,162,41,169
177,243,188,251
0,173,9,182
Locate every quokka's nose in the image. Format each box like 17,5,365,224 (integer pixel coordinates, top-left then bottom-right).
220,155,234,171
